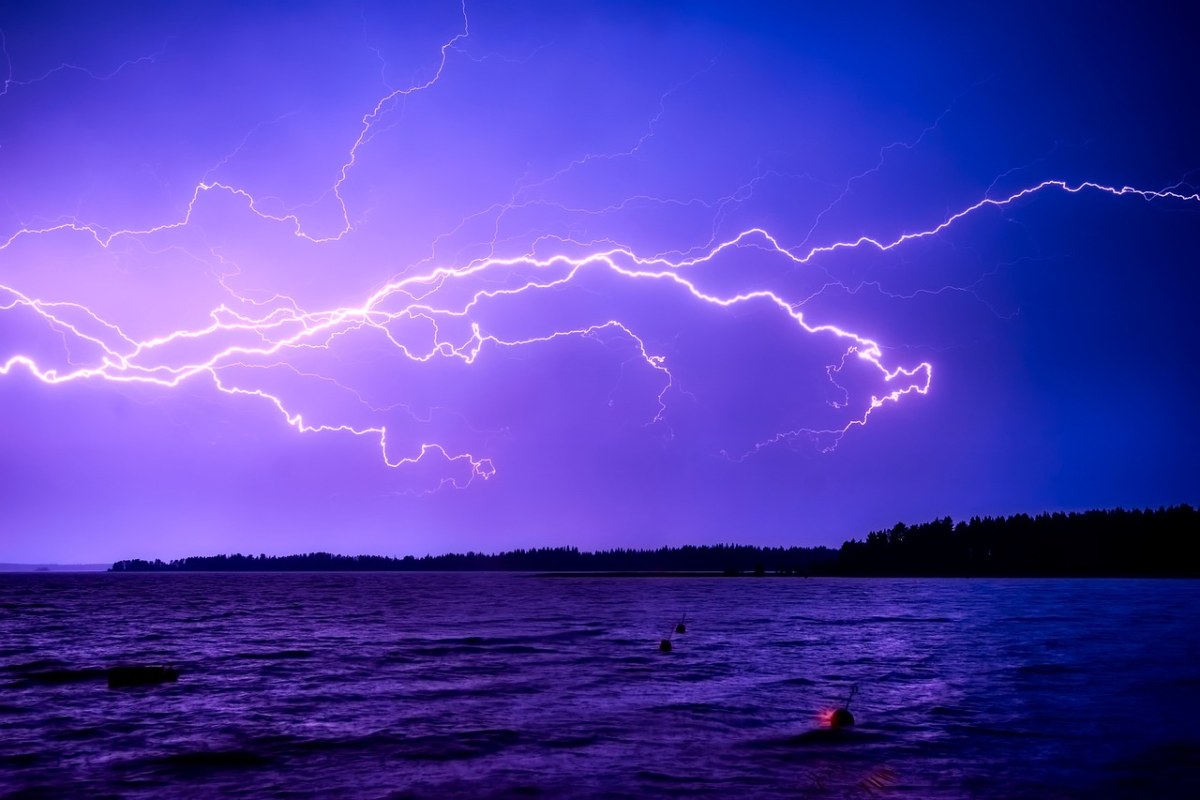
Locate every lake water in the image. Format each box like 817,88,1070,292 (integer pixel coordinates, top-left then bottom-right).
1,574,1198,798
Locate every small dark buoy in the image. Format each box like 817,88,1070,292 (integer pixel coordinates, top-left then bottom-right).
829,707,855,729
108,665,179,689
828,682,858,729
659,638,672,652
674,622,686,634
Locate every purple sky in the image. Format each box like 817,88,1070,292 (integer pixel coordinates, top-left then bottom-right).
2,1,1198,563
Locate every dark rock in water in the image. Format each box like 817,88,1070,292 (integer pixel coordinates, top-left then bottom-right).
675,622,686,634
830,708,855,729
108,665,179,689
659,639,672,652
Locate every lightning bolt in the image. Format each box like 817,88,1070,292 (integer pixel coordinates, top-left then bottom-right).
2,3,1198,491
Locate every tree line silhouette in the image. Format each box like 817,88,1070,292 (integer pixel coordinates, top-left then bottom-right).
110,543,834,574
834,505,1198,577
110,505,1198,577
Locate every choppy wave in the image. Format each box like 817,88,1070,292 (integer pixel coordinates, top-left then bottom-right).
1,573,1198,798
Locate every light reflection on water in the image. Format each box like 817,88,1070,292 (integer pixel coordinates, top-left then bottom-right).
1,574,1198,798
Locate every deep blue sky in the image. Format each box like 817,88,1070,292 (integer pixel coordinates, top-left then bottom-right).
1,1,1197,562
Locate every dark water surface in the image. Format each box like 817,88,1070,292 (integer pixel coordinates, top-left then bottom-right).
1,574,1198,798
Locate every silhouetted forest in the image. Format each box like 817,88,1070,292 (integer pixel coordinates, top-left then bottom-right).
110,505,1199,577
110,544,834,574
834,506,1199,577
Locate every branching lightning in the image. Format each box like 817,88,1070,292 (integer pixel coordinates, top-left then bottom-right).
3,3,1198,491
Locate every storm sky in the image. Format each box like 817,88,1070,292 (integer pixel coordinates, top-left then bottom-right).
2,1,1198,562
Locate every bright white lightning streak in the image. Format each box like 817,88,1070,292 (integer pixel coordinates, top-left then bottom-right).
2,177,1198,480
3,0,1199,483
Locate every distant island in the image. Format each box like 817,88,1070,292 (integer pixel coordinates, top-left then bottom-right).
109,505,1199,577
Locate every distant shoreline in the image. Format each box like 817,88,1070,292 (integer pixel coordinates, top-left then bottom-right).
6,570,1196,579
97,505,1199,578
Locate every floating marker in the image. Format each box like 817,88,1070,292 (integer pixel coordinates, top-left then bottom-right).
659,638,672,652
829,683,859,729
829,707,855,728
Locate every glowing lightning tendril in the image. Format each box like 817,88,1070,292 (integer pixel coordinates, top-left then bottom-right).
2,4,1198,490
